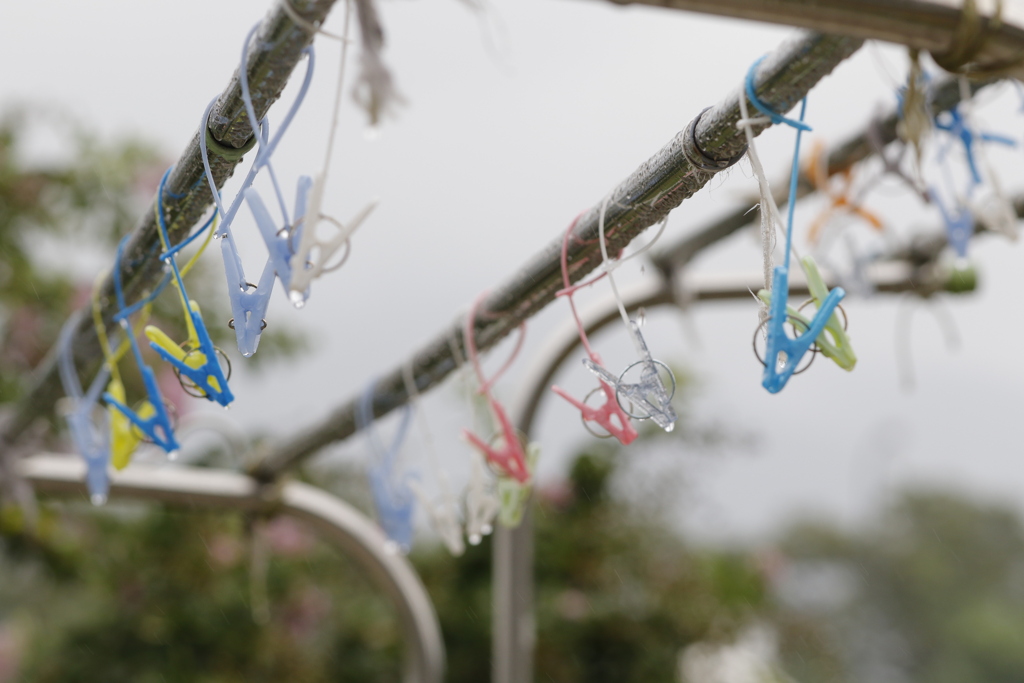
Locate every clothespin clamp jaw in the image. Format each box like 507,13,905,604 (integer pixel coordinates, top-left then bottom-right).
795,256,856,370
409,479,465,556
59,369,113,505
929,187,975,260
464,451,500,545
145,299,234,407
497,443,539,528
222,238,275,358
462,396,531,484
551,377,639,446
244,177,314,305
755,263,846,394
934,107,1016,186
286,174,377,306
581,322,677,432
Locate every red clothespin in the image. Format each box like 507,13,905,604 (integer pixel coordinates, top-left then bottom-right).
550,215,638,446
460,292,531,484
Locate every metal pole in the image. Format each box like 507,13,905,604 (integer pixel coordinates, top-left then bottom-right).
599,0,1024,80
251,30,865,481
0,0,341,449
19,454,446,683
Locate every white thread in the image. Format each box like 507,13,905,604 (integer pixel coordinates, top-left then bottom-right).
736,88,804,322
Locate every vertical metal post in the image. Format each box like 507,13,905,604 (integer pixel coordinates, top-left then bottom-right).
493,506,534,683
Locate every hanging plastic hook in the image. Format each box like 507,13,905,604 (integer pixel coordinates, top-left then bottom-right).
57,313,112,505
357,379,417,554
460,292,531,484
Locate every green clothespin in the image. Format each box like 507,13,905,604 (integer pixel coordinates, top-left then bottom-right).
757,255,857,372
497,443,539,528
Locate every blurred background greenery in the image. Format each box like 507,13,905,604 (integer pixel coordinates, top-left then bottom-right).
3,112,1024,682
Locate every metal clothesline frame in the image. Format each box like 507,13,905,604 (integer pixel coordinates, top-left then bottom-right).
3,0,1023,681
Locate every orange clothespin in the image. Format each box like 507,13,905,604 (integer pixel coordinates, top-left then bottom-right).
805,140,884,244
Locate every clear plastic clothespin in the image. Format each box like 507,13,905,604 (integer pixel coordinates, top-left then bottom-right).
102,235,181,457
588,198,677,430
550,214,639,445
460,293,532,484
402,362,465,556
357,379,417,554
57,313,112,505
144,168,234,406
464,450,500,545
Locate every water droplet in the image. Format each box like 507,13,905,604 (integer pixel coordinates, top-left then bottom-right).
289,290,306,308
468,534,482,546
383,540,400,555
637,307,647,328
481,523,493,535
665,423,675,433
168,449,179,461
243,351,253,358
90,493,108,506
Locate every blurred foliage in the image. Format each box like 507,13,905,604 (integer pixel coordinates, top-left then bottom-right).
774,491,1024,683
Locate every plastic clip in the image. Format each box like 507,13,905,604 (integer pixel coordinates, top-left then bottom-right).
57,314,112,505
102,236,180,457
357,380,417,554
582,321,677,431
464,451,500,545
934,106,1015,186
244,177,313,305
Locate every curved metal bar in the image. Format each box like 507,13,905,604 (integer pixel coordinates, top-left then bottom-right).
18,455,445,683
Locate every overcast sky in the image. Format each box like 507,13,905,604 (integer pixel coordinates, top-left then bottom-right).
4,0,1024,546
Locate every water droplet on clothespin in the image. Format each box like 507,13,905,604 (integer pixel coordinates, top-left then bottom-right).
168,449,179,461
289,289,306,309
242,350,253,358
468,533,482,546
383,539,401,555
637,307,647,328
90,492,108,506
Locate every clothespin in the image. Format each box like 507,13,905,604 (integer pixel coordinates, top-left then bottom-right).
581,322,677,431
197,24,316,356
357,380,417,553
497,443,539,528
244,177,313,305
550,215,639,445
461,292,532,484
56,314,112,505
102,235,181,457
464,451,500,545
286,175,377,304
144,168,234,406
929,187,975,259
934,105,1015,187
402,362,465,556
739,59,852,394
757,256,856,371
588,198,678,431
805,140,883,245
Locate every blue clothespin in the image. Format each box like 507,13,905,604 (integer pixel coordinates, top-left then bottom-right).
745,61,848,394
57,314,112,505
146,168,234,406
197,23,316,356
929,187,975,259
357,380,417,553
244,175,313,304
102,235,181,456
582,321,678,431
934,106,1016,186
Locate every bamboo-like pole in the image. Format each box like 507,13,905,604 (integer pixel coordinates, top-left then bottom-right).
250,31,865,481
599,0,1024,80
0,0,341,449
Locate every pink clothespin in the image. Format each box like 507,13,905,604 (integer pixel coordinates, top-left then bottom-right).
550,215,638,446
460,292,531,485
